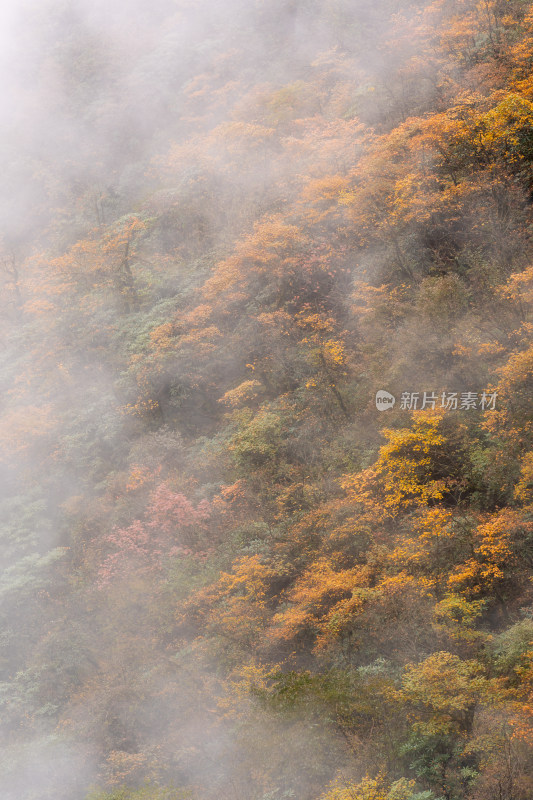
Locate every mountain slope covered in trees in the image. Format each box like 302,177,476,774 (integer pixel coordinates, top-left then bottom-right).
0,0,532,798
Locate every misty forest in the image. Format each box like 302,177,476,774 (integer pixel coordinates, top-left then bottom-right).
1,0,533,798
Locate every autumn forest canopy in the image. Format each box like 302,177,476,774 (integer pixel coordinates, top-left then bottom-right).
0,0,533,798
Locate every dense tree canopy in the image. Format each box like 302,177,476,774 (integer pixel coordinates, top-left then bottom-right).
0,0,532,798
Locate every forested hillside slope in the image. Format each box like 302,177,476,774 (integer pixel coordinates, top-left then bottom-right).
0,0,532,798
